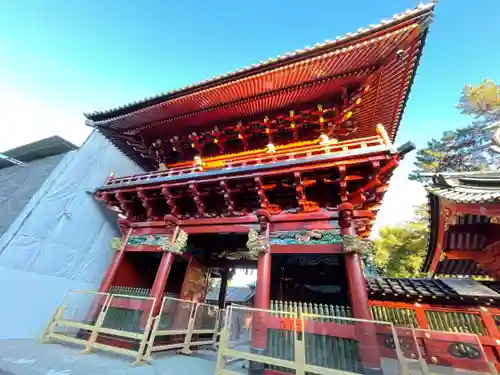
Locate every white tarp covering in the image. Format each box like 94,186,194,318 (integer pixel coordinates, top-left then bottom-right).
0,153,65,237
0,131,143,339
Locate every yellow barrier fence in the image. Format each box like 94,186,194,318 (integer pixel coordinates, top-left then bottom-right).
395,327,498,375
41,290,156,365
145,296,221,359
216,305,409,375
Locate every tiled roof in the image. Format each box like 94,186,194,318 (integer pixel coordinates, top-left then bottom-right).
85,2,435,123
85,4,435,171
368,277,500,304
205,286,254,303
0,136,77,170
434,259,488,277
367,277,459,299
427,171,500,204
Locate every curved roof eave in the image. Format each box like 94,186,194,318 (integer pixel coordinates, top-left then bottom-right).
84,2,435,123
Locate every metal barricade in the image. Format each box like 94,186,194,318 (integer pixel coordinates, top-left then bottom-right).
41,290,156,365
399,328,498,375
185,302,220,351
145,296,198,357
41,290,109,347
216,305,413,375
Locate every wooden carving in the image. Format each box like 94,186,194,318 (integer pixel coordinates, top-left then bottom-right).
342,235,374,254
110,237,122,251
160,229,188,254
246,229,270,259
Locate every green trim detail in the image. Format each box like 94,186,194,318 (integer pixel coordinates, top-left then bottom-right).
127,234,170,247
270,229,341,245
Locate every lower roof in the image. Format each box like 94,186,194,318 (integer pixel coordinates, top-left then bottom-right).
0,136,77,170
422,171,500,274
368,277,500,305
427,171,500,204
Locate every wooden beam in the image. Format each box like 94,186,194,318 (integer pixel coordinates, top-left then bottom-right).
190,183,206,218
161,186,178,217
338,165,347,202
254,176,270,209
115,191,134,218
137,189,155,220
220,180,236,215
271,244,342,254
445,250,483,261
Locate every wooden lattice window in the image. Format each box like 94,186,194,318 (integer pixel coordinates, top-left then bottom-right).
425,311,485,335
370,306,418,327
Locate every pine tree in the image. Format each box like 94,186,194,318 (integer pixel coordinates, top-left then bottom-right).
410,80,500,183
373,204,429,278
457,79,500,125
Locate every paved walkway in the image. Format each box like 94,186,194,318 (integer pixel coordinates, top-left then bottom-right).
0,340,216,375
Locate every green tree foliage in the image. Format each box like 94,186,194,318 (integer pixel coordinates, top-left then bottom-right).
410,80,500,183
373,204,429,278
375,81,500,276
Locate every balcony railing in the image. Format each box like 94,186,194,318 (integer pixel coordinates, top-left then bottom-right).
104,135,386,187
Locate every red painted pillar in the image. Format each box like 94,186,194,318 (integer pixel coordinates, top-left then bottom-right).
98,251,126,293
345,252,372,320
339,203,381,374
149,252,174,316
252,215,271,360
86,251,127,323
254,253,271,310
139,251,174,330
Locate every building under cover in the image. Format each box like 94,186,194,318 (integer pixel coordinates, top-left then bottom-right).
0,132,142,339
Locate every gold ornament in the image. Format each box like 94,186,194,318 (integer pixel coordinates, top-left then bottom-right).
160,229,188,254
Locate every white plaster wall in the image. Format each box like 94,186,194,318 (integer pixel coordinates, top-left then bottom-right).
0,131,143,339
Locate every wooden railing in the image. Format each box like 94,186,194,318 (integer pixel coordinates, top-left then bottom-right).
103,135,385,187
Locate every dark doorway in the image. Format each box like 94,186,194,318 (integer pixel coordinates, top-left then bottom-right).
270,254,350,306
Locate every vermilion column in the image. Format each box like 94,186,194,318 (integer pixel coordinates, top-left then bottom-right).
345,253,372,320
88,250,126,323
251,215,271,372
149,252,174,316
98,250,126,293
339,203,381,374
254,253,271,310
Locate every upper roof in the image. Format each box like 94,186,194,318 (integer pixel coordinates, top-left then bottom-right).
0,136,78,170
85,3,435,148
427,171,500,204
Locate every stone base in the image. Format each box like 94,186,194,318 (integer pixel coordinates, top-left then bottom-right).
248,348,266,375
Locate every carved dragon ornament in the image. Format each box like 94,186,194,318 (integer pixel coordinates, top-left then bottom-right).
246,229,270,259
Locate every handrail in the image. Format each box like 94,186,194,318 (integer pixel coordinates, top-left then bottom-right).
104,135,384,186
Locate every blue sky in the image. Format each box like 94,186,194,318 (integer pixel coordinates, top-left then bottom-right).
0,0,499,240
